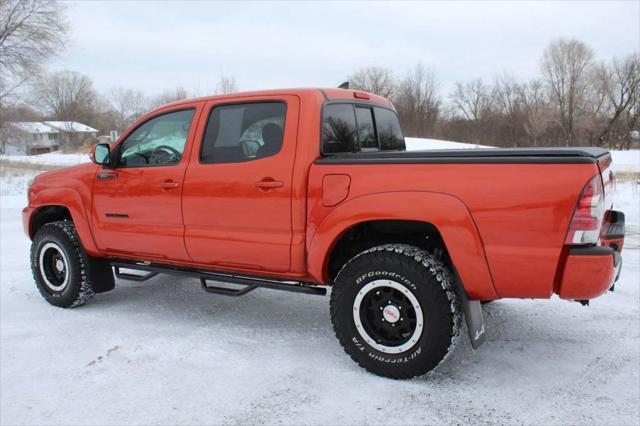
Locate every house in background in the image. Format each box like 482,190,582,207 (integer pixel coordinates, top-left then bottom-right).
1,121,98,155
2,122,61,155
44,121,98,141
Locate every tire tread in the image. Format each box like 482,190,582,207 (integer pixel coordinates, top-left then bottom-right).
31,220,95,308
330,243,461,379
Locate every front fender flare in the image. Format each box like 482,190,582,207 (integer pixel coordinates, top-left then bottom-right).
28,187,101,256
306,191,498,300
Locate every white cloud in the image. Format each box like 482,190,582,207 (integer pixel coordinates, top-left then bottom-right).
52,0,639,96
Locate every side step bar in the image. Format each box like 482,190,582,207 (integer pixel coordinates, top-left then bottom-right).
114,266,158,282
111,260,327,297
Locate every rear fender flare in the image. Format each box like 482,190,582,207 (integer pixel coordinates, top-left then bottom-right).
306,191,498,299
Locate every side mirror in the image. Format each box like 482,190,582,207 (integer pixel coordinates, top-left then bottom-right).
90,143,110,165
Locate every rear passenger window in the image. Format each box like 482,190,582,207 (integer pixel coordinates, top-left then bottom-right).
374,107,405,151
200,102,286,163
322,104,358,154
321,104,405,154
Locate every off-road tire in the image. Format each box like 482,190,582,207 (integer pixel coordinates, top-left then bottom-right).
330,244,461,379
31,220,95,308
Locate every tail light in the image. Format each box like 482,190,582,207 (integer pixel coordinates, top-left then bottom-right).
565,175,605,245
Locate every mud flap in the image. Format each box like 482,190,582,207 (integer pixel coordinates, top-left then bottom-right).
87,256,115,293
453,270,486,349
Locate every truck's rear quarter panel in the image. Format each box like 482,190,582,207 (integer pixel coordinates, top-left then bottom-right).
308,161,599,299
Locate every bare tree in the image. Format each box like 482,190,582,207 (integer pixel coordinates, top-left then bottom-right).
541,39,594,146
214,76,238,94
147,87,189,109
0,0,67,105
394,63,440,137
349,66,396,99
517,79,550,146
30,70,101,150
493,73,526,145
597,53,640,147
624,75,640,149
33,70,99,125
445,79,495,145
109,87,147,131
449,78,492,121
580,61,611,146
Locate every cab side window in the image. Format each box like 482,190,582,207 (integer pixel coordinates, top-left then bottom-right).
118,109,195,167
200,102,286,163
322,104,358,154
375,107,405,151
355,106,377,151
321,104,405,154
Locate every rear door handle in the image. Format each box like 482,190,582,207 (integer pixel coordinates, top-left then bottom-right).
255,180,284,190
158,180,181,189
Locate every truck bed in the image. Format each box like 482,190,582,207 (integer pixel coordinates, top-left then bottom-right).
317,147,611,164
309,147,607,299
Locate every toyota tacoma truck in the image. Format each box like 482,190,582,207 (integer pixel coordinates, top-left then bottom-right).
23,88,625,379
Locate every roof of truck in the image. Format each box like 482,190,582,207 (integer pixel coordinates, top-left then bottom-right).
162,88,394,109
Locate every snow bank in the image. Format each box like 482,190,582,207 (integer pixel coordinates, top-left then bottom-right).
405,137,492,150
610,150,640,174
0,151,88,167
404,139,640,176
0,173,33,197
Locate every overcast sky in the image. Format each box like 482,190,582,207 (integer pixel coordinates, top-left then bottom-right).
54,0,639,96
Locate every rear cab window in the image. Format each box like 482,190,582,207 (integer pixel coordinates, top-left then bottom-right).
321,103,405,155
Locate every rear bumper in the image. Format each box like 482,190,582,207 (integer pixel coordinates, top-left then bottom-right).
558,210,625,300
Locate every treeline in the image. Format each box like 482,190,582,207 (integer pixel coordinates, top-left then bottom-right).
1,0,638,151
2,72,237,144
0,0,238,147
349,39,639,149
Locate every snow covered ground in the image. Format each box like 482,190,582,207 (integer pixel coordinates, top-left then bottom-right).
1,143,639,425
610,149,640,173
0,152,89,167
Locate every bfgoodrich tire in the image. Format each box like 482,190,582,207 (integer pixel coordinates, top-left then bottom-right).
30,220,95,308
330,244,461,379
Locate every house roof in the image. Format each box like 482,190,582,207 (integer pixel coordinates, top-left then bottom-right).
43,121,98,133
8,122,59,134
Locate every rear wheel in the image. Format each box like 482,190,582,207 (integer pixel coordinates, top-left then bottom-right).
31,221,95,308
330,244,461,379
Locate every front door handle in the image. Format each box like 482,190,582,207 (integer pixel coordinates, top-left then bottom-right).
158,180,181,189
97,171,118,180
255,179,284,190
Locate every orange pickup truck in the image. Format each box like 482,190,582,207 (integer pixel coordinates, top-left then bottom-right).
23,88,625,378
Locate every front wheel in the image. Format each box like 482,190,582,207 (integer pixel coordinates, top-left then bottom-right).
330,244,461,379
30,221,96,308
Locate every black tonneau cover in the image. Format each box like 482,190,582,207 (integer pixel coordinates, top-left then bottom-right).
316,147,610,165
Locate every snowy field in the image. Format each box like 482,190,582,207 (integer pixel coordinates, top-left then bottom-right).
1,141,639,425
